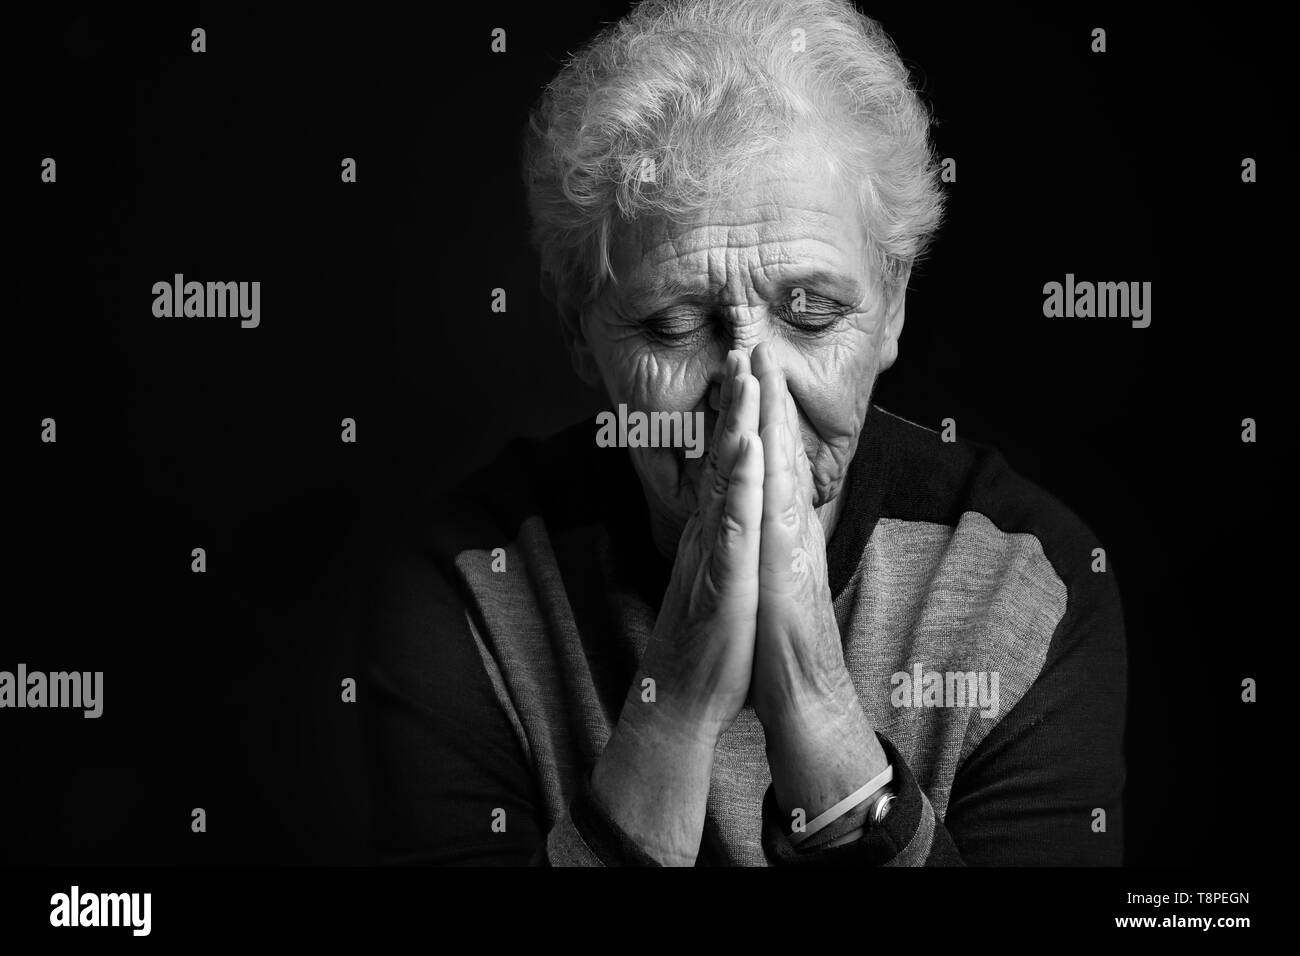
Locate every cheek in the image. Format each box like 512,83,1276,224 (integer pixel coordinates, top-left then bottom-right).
605,340,710,414
597,339,714,512
790,332,876,442
786,331,879,498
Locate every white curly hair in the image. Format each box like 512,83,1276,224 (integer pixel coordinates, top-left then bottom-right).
522,0,946,311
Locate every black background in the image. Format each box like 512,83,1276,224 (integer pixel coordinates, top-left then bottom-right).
8,2,1282,868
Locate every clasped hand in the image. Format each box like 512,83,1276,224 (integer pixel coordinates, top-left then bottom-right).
637,341,888,826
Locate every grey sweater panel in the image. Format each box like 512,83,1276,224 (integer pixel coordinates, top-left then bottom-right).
366,403,1125,866
455,449,1070,866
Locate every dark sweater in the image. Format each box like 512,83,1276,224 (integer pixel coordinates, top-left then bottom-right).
362,404,1127,865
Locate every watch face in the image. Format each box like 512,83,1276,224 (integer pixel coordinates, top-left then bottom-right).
870,790,895,827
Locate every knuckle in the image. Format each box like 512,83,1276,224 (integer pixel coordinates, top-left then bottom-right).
778,502,801,531
681,515,709,552
711,470,731,500
727,465,753,492
699,556,728,605
705,443,723,475
718,509,746,540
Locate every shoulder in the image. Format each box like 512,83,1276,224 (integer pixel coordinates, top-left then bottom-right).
396,419,629,563
874,407,1117,593
867,405,1123,661
366,417,645,644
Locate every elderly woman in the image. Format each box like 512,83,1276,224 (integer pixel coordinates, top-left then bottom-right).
365,0,1125,866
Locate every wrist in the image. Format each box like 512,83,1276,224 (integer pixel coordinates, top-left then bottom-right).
764,688,887,821
764,672,868,753
591,692,718,867
619,672,730,751
801,787,894,850
756,657,860,729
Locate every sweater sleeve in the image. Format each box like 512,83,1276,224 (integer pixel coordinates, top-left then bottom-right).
362,550,546,865
362,547,664,867
757,564,1126,866
362,493,1125,867
759,732,965,866
941,558,1127,865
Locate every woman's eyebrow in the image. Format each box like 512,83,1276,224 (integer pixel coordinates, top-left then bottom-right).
626,274,707,307
620,283,714,322
625,268,864,313
769,270,864,307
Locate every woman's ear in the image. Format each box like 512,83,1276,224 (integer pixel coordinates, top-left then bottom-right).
879,264,911,372
555,292,602,388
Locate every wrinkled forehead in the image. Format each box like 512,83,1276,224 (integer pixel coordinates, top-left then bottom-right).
605,146,874,312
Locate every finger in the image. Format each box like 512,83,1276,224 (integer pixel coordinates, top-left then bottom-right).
732,372,761,445
705,430,764,603
699,371,760,539
782,386,817,508
733,347,752,381
761,400,804,592
698,351,741,491
751,343,813,518
751,342,788,440
752,342,815,511
694,351,742,525
715,350,740,428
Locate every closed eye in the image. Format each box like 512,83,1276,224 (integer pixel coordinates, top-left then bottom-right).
636,293,850,343
777,294,850,335
639,307,709,344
